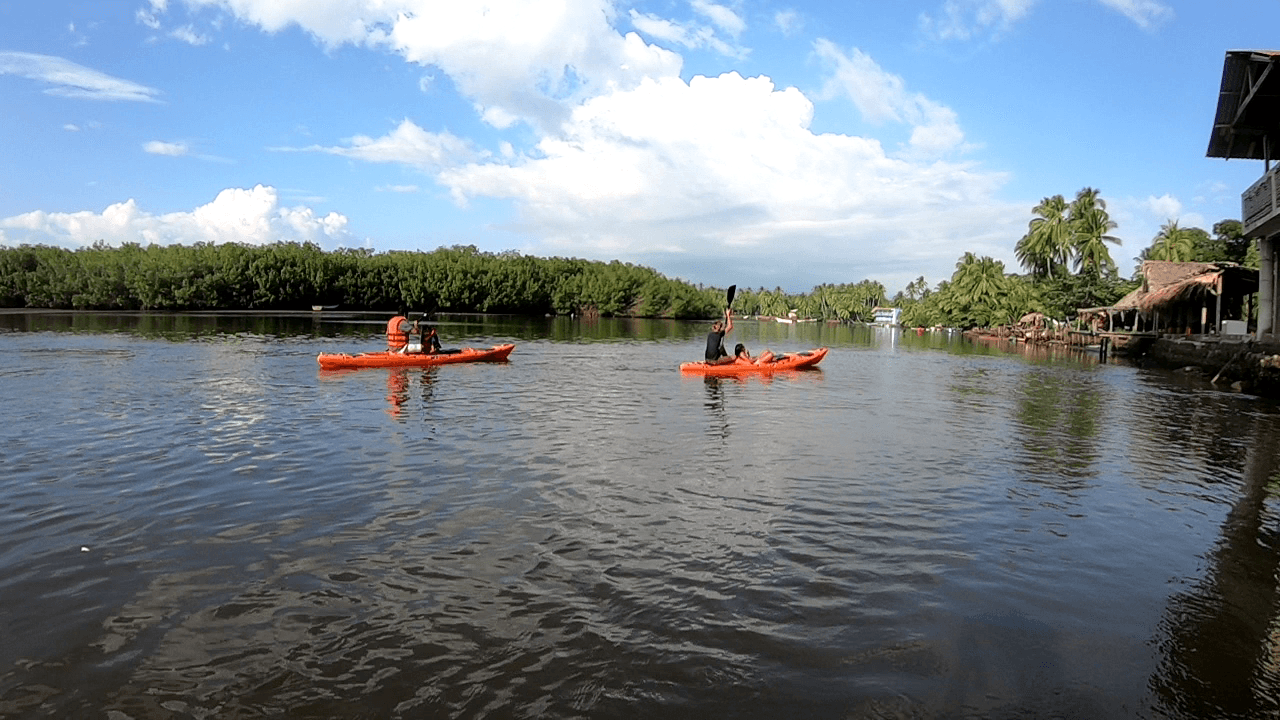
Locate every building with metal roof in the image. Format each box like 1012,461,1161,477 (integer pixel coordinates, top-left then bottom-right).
1208,50,1280,337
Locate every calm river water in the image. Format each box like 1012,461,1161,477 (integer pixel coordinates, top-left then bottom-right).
3,310,1280,719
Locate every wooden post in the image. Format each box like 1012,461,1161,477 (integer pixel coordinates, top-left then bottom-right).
1215,274,1223,334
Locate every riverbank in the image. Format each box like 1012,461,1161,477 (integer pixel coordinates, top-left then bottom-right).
1134,335,1280,396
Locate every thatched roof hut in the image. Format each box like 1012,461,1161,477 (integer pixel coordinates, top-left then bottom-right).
1018,311,1046,327
1113,261,1257,314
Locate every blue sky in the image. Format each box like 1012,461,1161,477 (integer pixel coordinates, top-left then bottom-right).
1,0,1276,295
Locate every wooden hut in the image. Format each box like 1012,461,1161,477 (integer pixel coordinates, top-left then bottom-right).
1107,261,1257,335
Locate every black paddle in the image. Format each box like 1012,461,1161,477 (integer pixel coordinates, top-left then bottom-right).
720,285,736,363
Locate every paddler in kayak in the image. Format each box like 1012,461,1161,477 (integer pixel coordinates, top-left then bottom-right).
704,307,735,365
399,318,443,354
420,324,442,354
734,343,776,365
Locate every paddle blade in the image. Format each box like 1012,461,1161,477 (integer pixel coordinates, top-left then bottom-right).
726,284,736,308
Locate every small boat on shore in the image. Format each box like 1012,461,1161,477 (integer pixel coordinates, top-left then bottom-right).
317,343,515,370
680,347,828,376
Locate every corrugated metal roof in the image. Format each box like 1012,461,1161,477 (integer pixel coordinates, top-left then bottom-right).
1207,50,1280,160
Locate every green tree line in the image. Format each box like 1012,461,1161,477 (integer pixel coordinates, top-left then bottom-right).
0,192,1256,327
892,189,1255,330
0,241,725,318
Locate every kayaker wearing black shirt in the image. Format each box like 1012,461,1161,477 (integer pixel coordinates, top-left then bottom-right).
704,307,734,364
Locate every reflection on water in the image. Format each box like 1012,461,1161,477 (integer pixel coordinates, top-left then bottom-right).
3,314,1280,718
1150,417,1280,717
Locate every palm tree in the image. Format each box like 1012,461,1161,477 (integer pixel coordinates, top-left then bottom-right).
1148,220,1196,263
942,252,1013,327
1068,187,1120,276
1015,195,1072,279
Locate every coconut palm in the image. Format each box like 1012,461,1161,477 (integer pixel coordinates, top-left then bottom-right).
1015,195,1072,279
1148,220,1196,263
1068,187,1120,276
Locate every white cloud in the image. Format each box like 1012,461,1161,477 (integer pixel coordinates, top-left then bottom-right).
179,0,683,131
144,140,190,156
691,0,746,38
1097,0,1173,29
815,40,965,158
1144,193,1182,221
920,0,1035,41
629,6,746,59
376,184,421,193
170,24,211,45
0,185,353,248
285,119,479,170
0,51,161,102
136,8,162,29
774,9,801,36
435,72,1015,291
921,0,1171,39
64,123,80,131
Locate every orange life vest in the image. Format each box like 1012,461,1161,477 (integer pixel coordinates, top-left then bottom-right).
386,315,409,350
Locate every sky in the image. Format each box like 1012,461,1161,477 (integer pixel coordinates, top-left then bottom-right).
1,0,1277,295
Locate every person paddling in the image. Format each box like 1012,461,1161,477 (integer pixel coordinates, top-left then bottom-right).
421,324,442,354
704,307,734,365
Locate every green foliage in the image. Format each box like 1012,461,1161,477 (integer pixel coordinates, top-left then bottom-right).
1015,195,1073,279
1068,187,1120,277
1016,188,1121,280
1037,272,1137,319
895,254,1045,329
1134,218,1256,274
0,242,721,318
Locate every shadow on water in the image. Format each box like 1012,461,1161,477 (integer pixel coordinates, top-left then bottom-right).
1150,415,1280,717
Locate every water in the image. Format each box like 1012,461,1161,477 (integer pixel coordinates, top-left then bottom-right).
3,310,1280,718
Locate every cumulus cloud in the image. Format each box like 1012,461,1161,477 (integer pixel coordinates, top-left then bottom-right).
436,72,1015,290
153,0,1016,290
176,0,683,131
815,40,965,158
0,185,352,249
1143,193,1182,221
0,51,161,102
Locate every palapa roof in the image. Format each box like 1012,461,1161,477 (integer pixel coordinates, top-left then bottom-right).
1018,311,1046,326
1111,261,1258,313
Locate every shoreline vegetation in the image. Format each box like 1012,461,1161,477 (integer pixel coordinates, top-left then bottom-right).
0,191,1255,327
0,241,893,322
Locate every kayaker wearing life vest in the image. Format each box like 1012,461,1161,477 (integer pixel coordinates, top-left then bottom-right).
386,314,411,351
704,307,734,364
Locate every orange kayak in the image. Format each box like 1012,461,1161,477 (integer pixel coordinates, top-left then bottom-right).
317,343,515,370
680,347,828,375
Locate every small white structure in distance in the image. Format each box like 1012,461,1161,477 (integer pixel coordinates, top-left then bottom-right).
872,306,902,326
